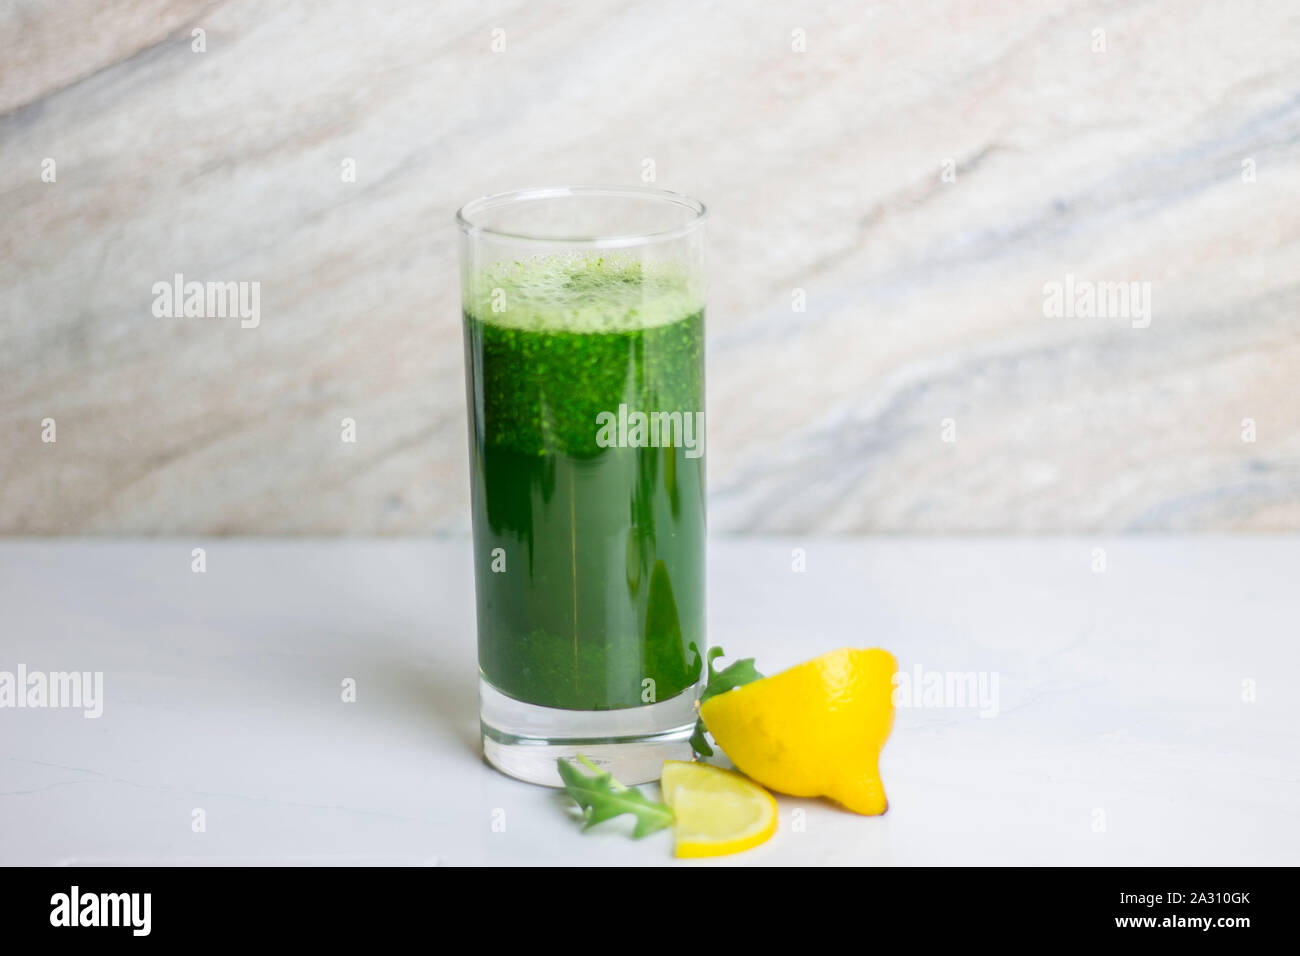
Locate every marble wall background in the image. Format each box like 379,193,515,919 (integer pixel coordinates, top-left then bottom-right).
1,0,1297,534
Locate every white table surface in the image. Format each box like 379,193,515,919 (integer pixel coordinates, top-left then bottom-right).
1,537,1296,866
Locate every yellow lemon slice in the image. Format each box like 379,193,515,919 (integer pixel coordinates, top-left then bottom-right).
660,760,778,858
699,647,897,815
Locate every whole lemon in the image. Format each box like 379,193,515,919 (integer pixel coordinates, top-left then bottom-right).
699,647,897,815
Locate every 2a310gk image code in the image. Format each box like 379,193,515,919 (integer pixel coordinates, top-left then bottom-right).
1120,892,1252,906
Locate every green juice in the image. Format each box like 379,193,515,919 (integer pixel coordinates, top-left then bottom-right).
463,256,705,711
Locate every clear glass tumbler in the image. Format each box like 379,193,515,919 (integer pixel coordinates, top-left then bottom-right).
457,186,707,785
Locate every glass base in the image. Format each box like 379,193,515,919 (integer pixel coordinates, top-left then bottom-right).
479,677,699,786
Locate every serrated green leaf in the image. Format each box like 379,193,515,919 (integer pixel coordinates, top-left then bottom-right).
557,755,674,838
690,646,764,758
688,719,714,757
701,657,764,704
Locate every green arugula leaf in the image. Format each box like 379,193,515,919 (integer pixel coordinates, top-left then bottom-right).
688,720,714,758
557,755,674,838
690,646,764,757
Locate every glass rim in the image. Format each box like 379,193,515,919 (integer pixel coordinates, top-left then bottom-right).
455,185,707,249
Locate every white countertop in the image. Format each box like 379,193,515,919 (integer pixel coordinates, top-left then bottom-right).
1,537,1296,866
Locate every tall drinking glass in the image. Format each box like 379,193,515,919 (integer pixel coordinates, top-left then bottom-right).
457,186,707,785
